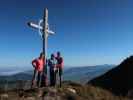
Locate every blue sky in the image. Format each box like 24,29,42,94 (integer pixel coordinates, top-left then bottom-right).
0,0,133,68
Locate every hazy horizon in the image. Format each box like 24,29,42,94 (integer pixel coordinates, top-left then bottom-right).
0,64,115,76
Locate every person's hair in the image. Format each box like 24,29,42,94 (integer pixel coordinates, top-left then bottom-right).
40,52,44,58
57,51,60,56
51,54,55,58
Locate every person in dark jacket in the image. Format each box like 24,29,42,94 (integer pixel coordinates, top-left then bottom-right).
56,52,64,87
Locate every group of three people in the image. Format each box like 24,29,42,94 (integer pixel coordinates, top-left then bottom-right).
31,52,63,88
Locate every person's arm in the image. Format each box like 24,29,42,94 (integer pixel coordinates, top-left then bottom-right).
61,57,64,68
32,59,37,68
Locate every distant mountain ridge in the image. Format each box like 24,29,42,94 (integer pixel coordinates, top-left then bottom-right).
0,64,115,85
63,65,115,84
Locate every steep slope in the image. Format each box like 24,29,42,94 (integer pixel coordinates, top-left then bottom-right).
88,56,133,96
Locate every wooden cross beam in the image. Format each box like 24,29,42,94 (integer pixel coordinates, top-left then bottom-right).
27,8,55,75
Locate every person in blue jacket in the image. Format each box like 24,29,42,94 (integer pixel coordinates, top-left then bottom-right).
48,54,57,86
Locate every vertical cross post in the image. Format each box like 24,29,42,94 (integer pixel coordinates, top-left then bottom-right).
41,8,48,86
43,8,48,67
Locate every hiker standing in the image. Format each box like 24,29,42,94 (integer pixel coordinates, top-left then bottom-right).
56,52,64,87
48,54,57,86
31,53,45,88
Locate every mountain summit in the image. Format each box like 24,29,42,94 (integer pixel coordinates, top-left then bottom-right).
0,81,130,100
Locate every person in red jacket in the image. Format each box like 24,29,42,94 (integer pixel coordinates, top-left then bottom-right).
56,51,64,87
31,53,45,88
